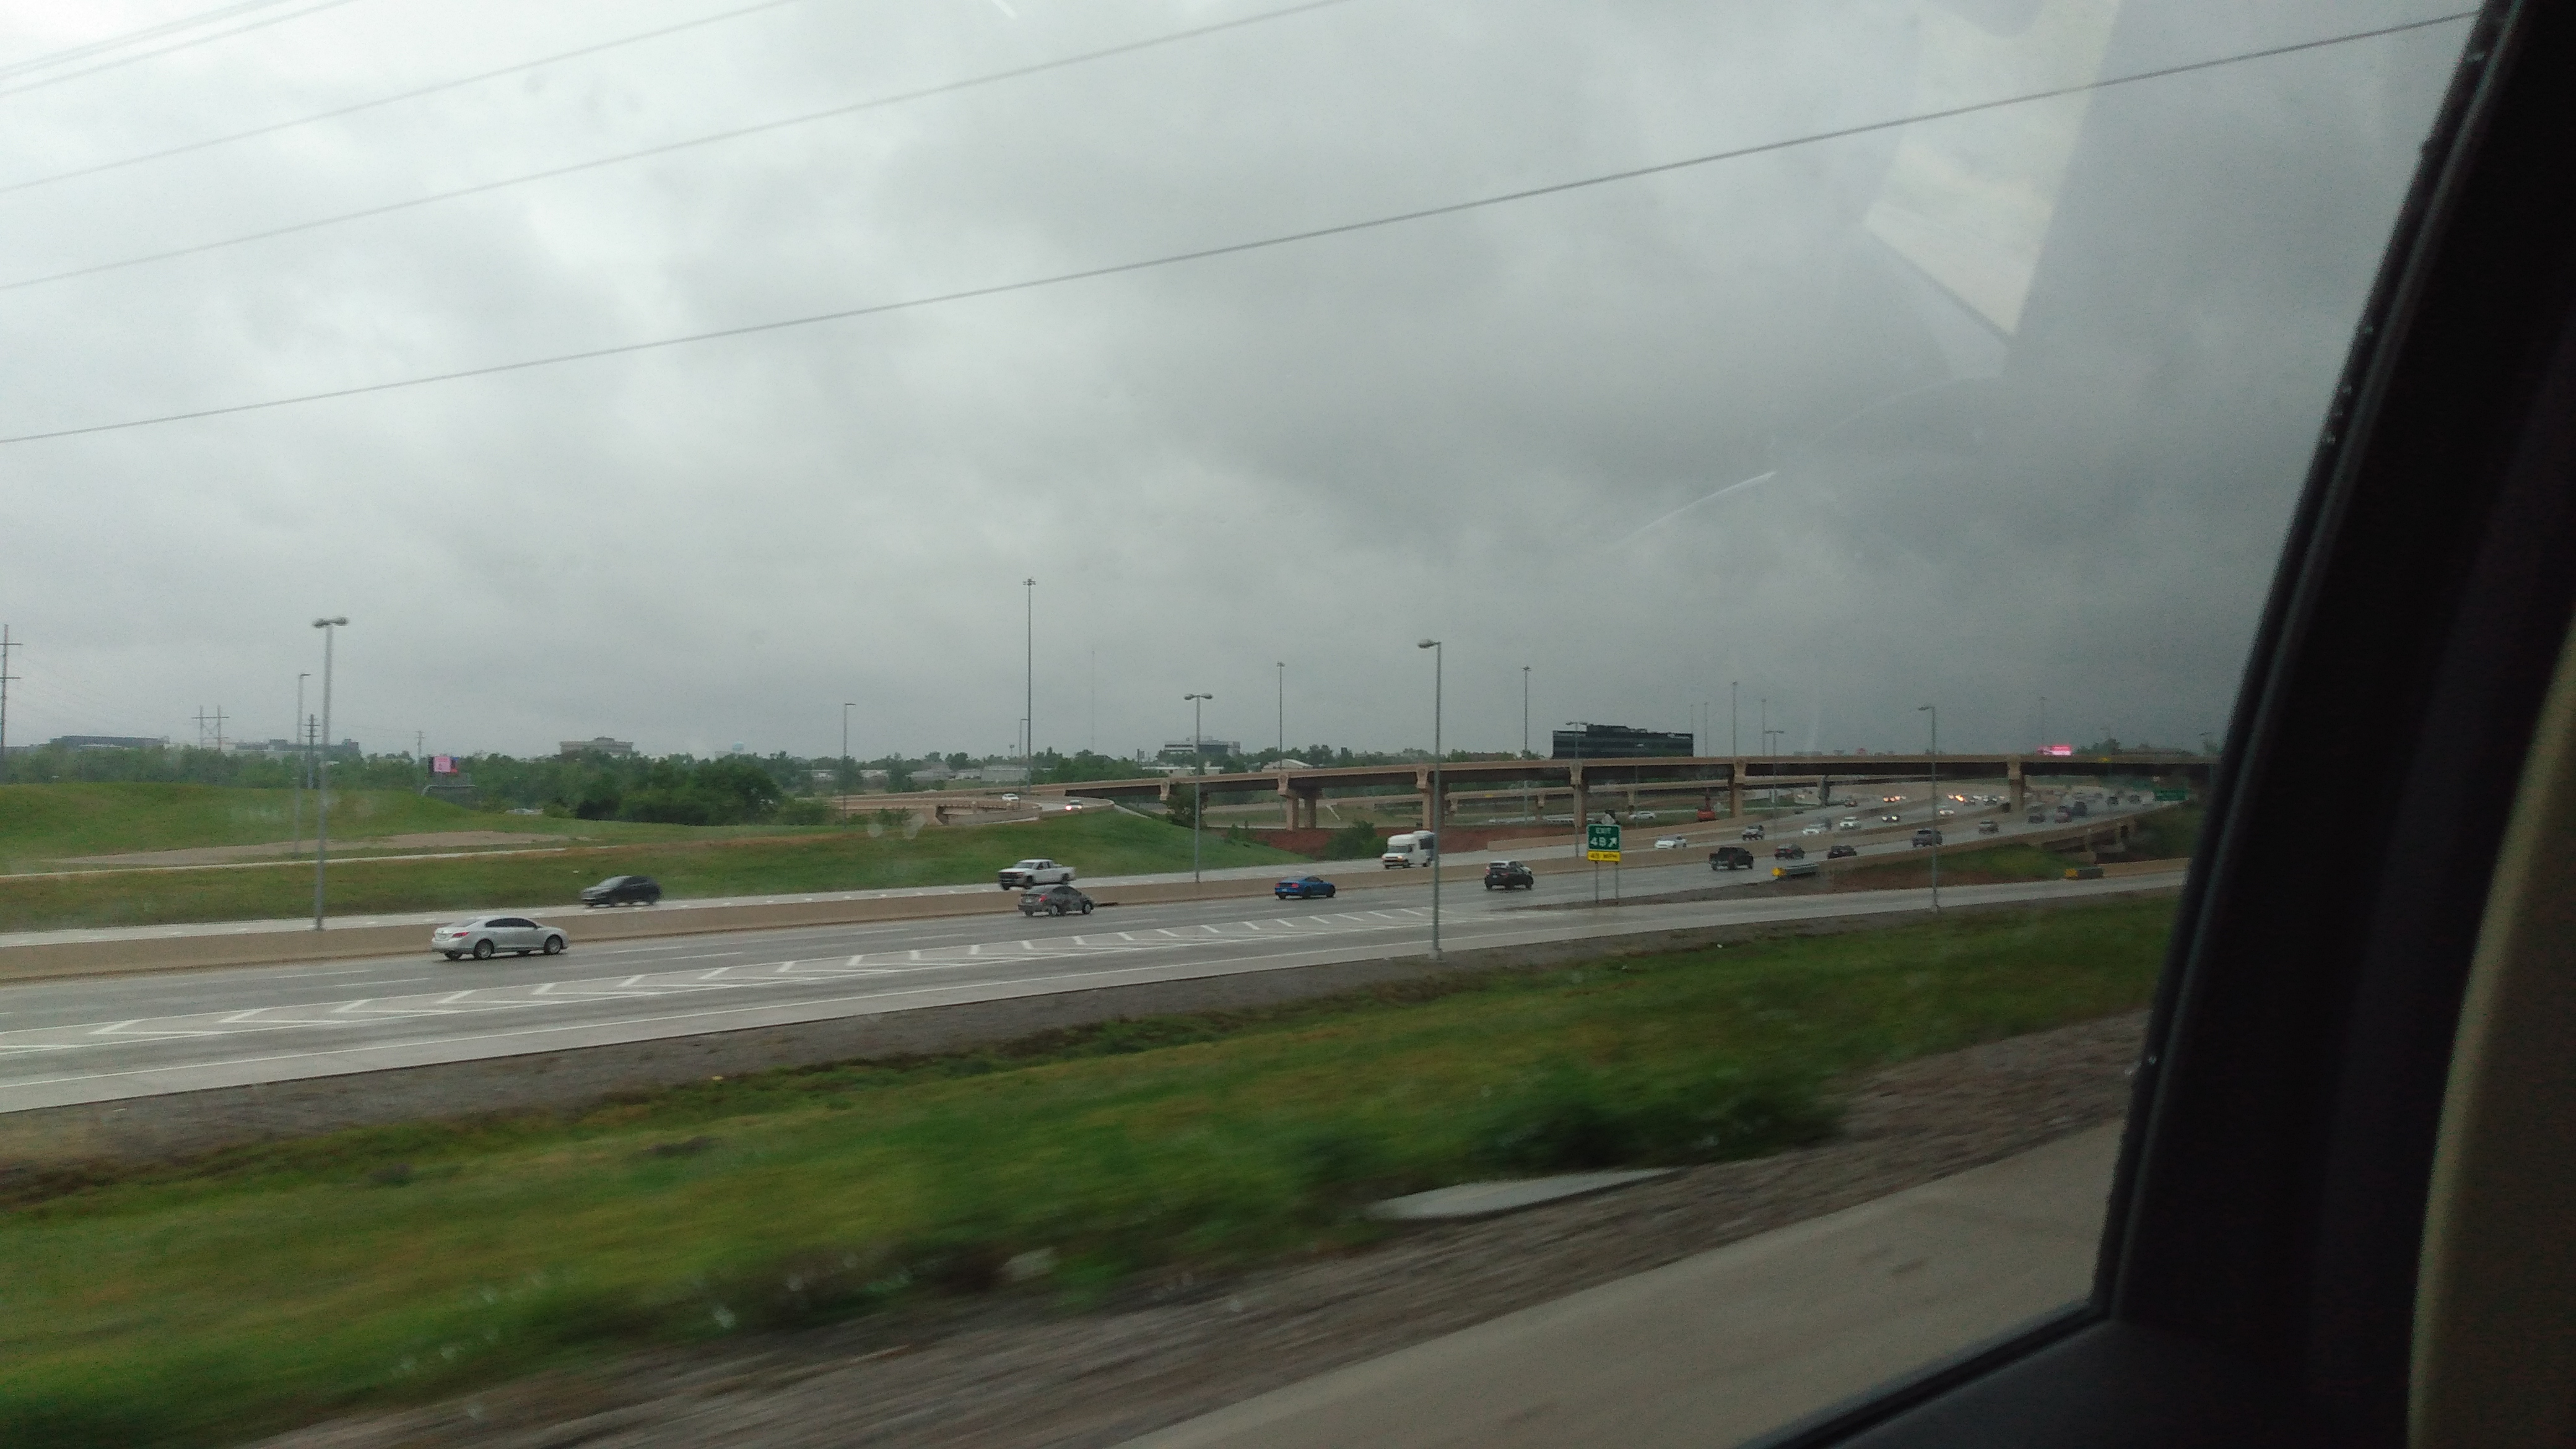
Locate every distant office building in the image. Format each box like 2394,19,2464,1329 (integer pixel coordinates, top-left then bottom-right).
1159,738,1241,764
48,734,170,751
559,737,637,759
1551,724,1694,760
953,764,1030,786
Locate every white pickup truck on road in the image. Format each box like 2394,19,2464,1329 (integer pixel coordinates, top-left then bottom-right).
998,858,1077,890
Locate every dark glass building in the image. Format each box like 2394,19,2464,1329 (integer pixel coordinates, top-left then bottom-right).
1551,724,1694,760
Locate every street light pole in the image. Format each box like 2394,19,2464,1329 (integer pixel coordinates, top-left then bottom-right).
1185,692,1212,883
1022,578,1035,778
1417,638,1443,960
1276,661,1286,759
290,672,308,859
1730,680,1739,757
311,617,347,930
1918,703,1939,913
1521,664,1531,820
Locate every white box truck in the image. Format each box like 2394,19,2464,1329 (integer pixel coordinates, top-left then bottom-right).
1380,831,1437,868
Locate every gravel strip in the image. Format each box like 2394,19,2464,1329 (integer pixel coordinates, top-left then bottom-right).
258,1009,2149,1449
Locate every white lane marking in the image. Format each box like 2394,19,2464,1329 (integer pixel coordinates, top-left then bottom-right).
0,906,1451,1059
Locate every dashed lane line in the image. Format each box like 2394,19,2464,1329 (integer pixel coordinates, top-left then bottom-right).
0,908,1433,1058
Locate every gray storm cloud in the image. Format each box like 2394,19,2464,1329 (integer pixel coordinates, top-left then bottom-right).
0,0,2465,760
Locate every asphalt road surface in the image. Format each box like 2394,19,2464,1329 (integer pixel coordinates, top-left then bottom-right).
0,848,2177,1114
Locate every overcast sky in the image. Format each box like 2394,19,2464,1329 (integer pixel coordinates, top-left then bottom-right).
0,0,2466,762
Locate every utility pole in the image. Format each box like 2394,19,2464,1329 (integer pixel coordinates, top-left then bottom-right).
192,706,215,749
1022,578,1036,781
0,625,19,784
1185,692,1212,883
312,616,347,931
1418,638,1443,961
290,674,308,857
1276,661,1286,759
1521,664,1531,820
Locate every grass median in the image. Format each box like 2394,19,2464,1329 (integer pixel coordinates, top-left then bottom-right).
1827,806,2203,891
0,811,1307,932
0,895,2176,1446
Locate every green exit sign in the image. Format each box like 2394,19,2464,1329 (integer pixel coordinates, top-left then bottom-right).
2154,788,2188,802
1586,823,1622,861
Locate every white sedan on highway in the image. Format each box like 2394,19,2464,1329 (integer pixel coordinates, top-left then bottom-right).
433,915,567,961
1653,836,1688,849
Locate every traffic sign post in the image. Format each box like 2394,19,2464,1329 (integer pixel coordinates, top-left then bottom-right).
1586,822,1621,905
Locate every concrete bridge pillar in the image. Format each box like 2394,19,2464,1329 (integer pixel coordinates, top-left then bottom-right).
1567,766,1590,838
1729,762,1744,819
2008,759,2026,816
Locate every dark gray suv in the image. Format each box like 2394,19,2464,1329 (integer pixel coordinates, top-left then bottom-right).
580,874,661,907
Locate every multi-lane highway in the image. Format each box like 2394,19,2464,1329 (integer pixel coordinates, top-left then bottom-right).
0,824,2178,1115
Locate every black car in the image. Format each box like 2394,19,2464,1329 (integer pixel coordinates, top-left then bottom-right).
1709,846,1754,871
1018,884,1094,916
579,874,660,907
1772,842,1806,860
1483,860,1534,890
1826,843,1858,859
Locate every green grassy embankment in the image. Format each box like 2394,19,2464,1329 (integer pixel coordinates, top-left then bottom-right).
0,809,1305,932
1827,842,2073,890
0,782,786,872
0,784,505,869
2125,804,2205,859
0,896,2176,1447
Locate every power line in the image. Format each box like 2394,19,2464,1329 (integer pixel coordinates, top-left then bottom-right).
0,0,824,198
0,10,2474,450
0,0,313,80
0,1,366,99
0,0,1363,295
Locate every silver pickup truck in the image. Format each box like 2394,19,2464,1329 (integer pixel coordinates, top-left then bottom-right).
997,858,1076,890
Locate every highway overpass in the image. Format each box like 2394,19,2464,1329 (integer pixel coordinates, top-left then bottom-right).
970,754,2219,830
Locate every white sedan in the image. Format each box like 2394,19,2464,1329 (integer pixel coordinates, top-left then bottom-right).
1653,836,1688,849
433,915,567,960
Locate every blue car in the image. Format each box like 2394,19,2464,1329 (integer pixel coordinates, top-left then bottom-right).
1274,876,1338,900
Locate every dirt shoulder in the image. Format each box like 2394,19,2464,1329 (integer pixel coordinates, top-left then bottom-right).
258,1009,2149,1449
